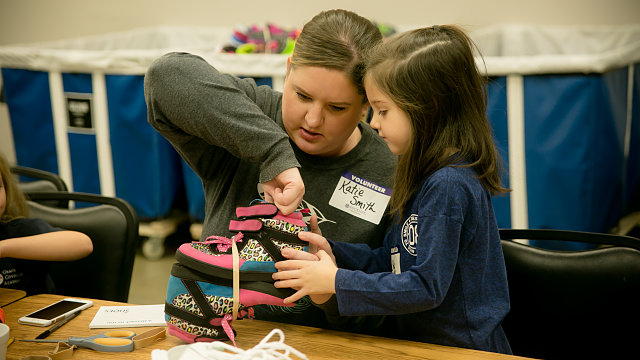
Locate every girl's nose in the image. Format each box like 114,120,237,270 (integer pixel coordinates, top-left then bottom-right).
369,113,380,130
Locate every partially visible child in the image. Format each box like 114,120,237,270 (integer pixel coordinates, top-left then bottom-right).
0,153,93,295
272,25,512,354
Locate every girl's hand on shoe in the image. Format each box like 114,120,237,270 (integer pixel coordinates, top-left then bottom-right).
281,214,331,260
296,230,335,262
281,230,336,267
273,250,337,304
280,248,319,261
308,293,333,305
305,214,321,254
262,167,305,215
308,214,322,235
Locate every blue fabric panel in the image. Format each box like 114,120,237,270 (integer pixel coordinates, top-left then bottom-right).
254,77,273,87
486,76,511,228
1,68,58,173
182,161,205,222
241,76,273,88
195,280,232,297
600,68,630,225
62,73,92,93
105,74,182,220
240,260,277,272
66,132,100,195
523,73,625,250
165,275,188,302
627,63,640,212
166,274,232,299
62,73,101,195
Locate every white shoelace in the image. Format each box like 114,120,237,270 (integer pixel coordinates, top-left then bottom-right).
151,329,308,360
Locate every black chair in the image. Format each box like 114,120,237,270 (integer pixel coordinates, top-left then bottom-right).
11,165,69,208
499,229,640,359
25,191,139,302
11,165,68,192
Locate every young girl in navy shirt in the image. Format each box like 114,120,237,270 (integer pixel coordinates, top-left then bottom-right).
0,153,93,294
273,25,512,354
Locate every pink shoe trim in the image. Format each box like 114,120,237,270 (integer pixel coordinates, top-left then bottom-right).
201,233,244,252
167,323,216,343
236,203,277,218
239,288,295,307
178,243,246,269
220,314,236,347
272,213,306,227
239,307,255,319
229,219,262,232
203,290,293,319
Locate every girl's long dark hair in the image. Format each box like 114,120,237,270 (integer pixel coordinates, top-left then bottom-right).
366,25,509,218
0,153,28,223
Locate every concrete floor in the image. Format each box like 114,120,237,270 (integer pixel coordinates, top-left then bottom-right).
127,227,189,304
127,249,176,305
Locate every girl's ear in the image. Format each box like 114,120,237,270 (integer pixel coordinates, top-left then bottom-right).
286,57,291,72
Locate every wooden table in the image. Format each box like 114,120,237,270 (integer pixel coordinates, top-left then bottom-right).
4,294,532,360
0,288,27,307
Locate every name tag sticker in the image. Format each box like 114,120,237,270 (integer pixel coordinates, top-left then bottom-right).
329,171,391,225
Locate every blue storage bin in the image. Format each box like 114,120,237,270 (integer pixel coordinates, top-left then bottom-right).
1,68,182,220
5,25,637,246
0,27,268,220
476,24,640,249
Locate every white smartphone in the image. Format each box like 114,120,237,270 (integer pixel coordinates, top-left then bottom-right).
18,298,93,326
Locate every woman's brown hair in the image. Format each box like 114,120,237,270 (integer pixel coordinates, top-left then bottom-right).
0,153,28,223
289,9,382,100
366,25,509,218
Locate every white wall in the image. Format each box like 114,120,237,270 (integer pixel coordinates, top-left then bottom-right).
0,0,639,45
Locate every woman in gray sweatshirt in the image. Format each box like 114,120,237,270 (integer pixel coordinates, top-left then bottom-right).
144,9,396,331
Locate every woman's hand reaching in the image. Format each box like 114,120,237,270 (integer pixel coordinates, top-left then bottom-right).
262,167,305,215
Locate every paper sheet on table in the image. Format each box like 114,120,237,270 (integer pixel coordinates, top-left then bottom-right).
89,304,165,328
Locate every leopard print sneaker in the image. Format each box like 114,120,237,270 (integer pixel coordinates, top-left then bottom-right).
175,201,308,282
165,263,294,345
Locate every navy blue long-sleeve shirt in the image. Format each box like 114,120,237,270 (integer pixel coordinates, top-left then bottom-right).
329,165,512,354
0,218,57,295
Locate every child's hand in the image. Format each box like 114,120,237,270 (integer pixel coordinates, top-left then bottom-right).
273,250,337,304
306,214,321,254
308,214,321,235
281,230,336,265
